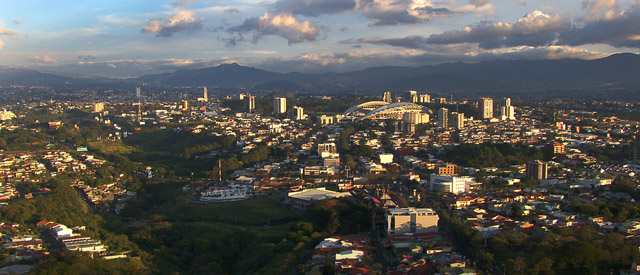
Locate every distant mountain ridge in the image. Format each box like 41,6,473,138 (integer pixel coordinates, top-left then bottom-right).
2,53,640,94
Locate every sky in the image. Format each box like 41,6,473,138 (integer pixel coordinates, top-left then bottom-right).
0,0,639,78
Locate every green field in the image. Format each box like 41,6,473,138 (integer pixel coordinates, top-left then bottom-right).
166,197,301,226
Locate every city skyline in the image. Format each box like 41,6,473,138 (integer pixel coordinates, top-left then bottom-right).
0,0,639,78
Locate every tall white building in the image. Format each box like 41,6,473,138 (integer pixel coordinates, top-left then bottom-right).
197,86,208,102
438,108,448,128
480,97,493,120
244,95,255,113
450,112,464,130
383,91,393,103
273,97,286,114
292,106,305,120
418,94,431,103
500,97,515,120
93,103,104,113
135,87,141,98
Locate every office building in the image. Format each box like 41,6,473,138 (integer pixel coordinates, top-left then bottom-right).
273,97,286,114
500,97,515,120
526,160,548,180
386,208,439,235
418,94,431,103
93,103,104,113
480,97,493,120
318,143,337,158
383,91,393,103
438,108,448,128
408,90,418,103
292,106,305,120
429,175,476,194
244,95,255,113
318,115,334,125
198,87,208,102
450,112,464,130
135,87,141,98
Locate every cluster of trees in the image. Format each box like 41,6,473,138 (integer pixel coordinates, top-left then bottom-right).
441,143,552,168
487,226,640,274
305,198,373,235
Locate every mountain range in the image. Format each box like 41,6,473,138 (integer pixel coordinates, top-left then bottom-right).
2,53,640,94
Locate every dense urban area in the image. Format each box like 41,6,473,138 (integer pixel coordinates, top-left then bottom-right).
0,85,639,275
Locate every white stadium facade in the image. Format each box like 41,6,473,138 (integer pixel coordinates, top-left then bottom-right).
343,101,429,121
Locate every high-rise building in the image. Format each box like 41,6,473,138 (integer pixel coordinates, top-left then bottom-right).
273,97,286,114
418,94,431,103
408,90,418,103
526,160,548,180
244,95,255,113
238,93,246,100
383,91,393,103
93,103,104,113
500,97,515,120
136,87,141,98
450,112,464,130
438,108,449,128
480,97,493,120
202,87,207,102
292,106,305,120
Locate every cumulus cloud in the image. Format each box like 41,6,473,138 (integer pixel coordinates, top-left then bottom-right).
0,39,4,51
30,55,59,65
271,0,356,17
581,0,620,22
0,27,16,35
559,4,640,48
224,8,240,16
142,10,203,37
228,13,321,45
357,0,454,26
425,10,570,49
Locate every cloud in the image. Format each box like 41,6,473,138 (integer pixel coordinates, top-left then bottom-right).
142,10,203,37
170,0,198,9
0,39,4,51
100,14,142,26
357,0,454,26
581,0,620,22
271,0,356,17
78,54,99,61
559,4,640,48
424,10,570,49
224,8,240,16
228,13,321,45
30,55,59,65
13,18,24,24
0,27,16,35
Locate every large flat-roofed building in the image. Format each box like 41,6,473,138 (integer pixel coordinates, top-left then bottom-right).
386,207,439,235
429,175,476,194
285,188,351,210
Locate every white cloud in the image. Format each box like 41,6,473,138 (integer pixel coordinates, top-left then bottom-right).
228,12,321,44
30,55,59,65
0,39,4,51
0,27,16,35
170,0,198,9
142,10,203,37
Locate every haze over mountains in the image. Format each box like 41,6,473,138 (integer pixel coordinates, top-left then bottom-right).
2,53,640,94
